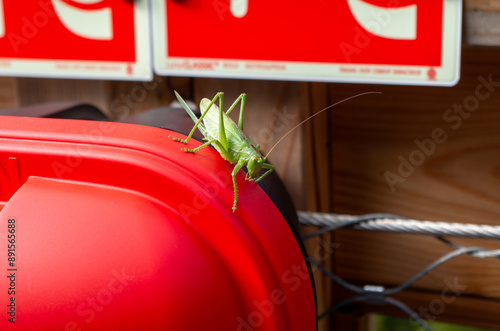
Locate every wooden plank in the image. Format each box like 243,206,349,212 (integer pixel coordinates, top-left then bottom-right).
326,45,500,328
105,75,172,120
335,230,500,300
465,11,500,46
465,0,500,46
14,76,174,120
300,82,335,331
333,283,500,330
303,226,335,331
0,77,18,109
301,82,331,212
16,77,109,114
465,0,500,12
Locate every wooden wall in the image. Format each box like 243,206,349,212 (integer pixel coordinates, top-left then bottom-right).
325,46,500,330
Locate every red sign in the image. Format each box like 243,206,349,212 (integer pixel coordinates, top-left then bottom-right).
154,0,461,85
0,0,151,80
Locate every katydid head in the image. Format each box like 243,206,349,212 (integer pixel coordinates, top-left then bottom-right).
246,156,265,178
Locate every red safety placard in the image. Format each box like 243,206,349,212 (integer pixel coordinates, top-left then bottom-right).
0,0,150,80
153,0,462,86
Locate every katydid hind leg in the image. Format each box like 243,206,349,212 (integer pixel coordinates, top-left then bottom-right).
217,92,229,152
225,93,247,131
174,91,201,126
171,91,217,144
171,91,205,143
231,161,245,212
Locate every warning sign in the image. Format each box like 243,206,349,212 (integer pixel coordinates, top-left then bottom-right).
0,0,151,80
153,0,462,86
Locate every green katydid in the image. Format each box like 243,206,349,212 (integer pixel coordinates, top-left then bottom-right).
170,90,270,212
170,90,379,212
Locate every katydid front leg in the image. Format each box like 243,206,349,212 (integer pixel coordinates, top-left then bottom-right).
182,139,216,153
251,163,274,183
231,159,246,212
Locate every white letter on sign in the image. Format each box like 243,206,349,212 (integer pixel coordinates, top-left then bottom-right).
231,0,248,18
347,0,416,40
0,0,4,38
51,0,113,40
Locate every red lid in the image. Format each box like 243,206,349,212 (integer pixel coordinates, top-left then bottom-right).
0,116,316,330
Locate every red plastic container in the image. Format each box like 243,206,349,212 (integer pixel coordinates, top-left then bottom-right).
0,116,316,330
